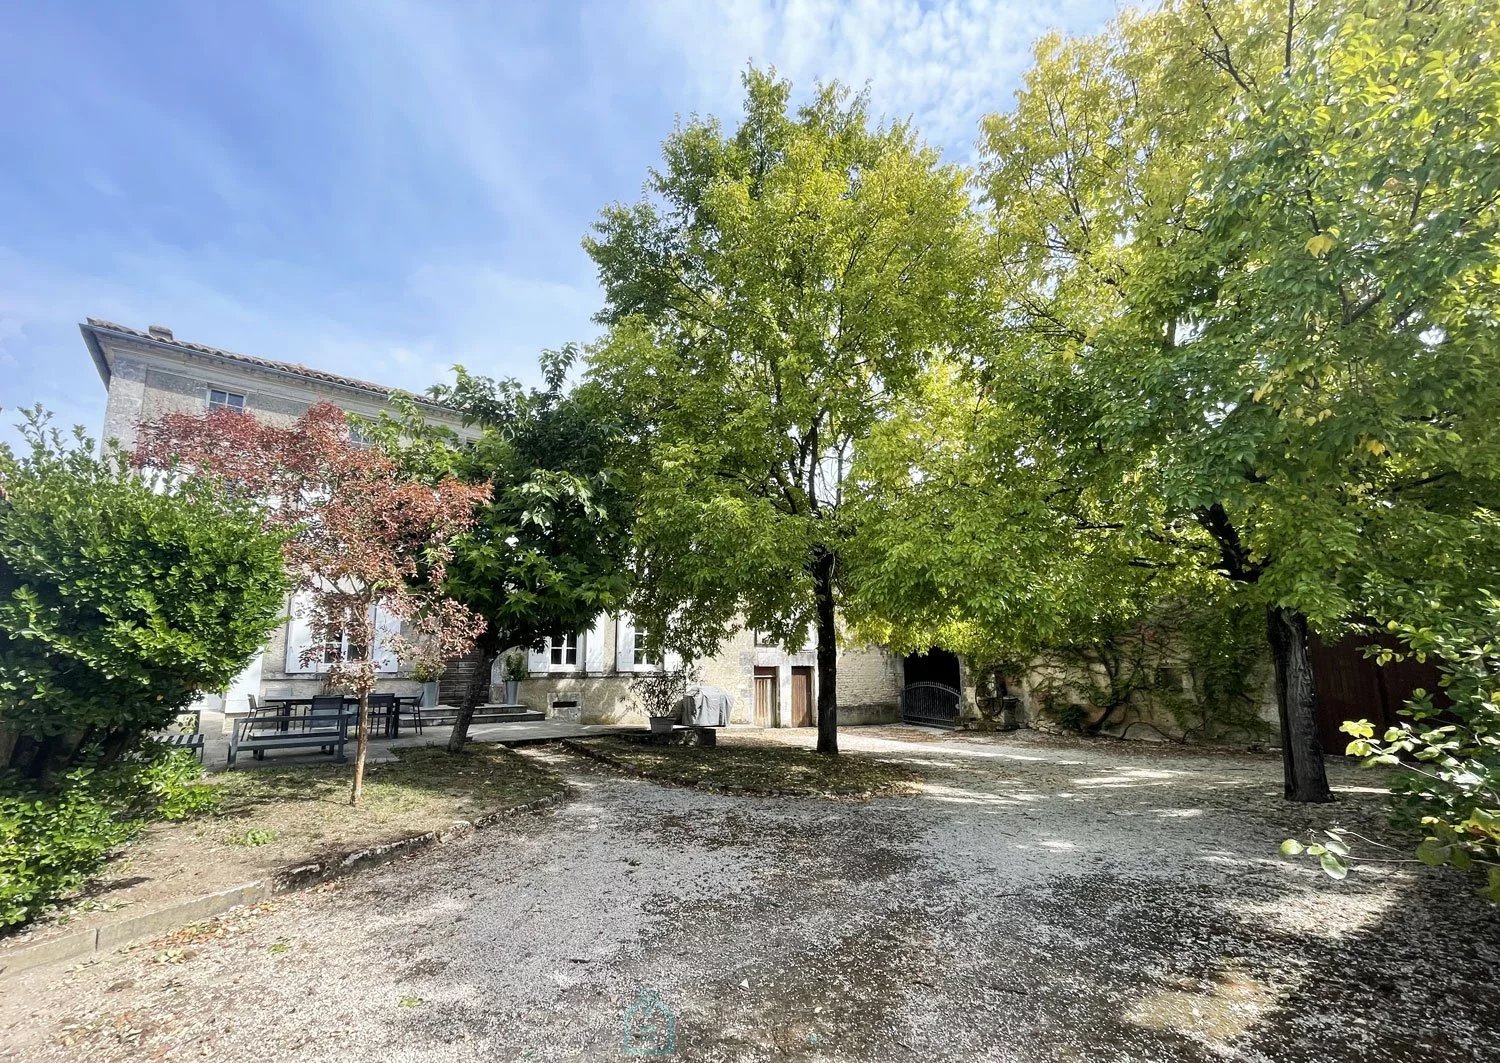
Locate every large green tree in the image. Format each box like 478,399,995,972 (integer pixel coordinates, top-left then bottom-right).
375,351,633,753
852,0,1500,799
584,69,981,753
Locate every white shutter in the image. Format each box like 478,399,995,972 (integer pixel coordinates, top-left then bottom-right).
616,614,637,674
584,614,608,674
373,605,401,673
527,641,549,675
284,592,316,673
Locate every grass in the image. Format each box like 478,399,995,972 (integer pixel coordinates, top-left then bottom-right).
571,735,919,797
199,743,564,858
3,744,565,944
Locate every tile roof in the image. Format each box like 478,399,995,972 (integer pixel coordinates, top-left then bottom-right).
82,318,455,411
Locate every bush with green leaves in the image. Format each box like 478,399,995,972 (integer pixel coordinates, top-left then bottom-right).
0,746,217,927
0,409,288,781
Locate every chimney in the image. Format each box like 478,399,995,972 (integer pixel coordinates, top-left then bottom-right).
147,324,174,341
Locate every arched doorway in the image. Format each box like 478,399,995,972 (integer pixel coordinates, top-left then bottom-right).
901,649,962,728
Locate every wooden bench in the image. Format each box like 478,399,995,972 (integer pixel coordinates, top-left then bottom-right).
228,709,351,767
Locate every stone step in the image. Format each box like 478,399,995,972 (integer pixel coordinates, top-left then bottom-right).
417,706,545,726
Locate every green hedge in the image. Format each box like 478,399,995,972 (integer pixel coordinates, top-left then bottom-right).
0,747,216,927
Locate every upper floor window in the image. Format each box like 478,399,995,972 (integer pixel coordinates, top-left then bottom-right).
208,388,246,413
549,632,579,667
348,423,372,448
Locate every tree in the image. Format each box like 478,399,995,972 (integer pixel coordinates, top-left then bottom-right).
851,0,1500,800
0,408,288,781
584,69,982,753
372,351,633,754
135,402,487,804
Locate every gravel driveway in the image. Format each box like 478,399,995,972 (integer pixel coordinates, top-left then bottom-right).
2,727,1496,1062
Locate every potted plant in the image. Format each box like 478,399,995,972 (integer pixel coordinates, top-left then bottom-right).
410,660,444,708
631,663,697,734
500,652,527,705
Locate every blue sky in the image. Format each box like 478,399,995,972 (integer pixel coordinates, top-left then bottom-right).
0,0,1118,446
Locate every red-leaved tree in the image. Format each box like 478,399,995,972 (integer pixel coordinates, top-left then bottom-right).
135,402,487,804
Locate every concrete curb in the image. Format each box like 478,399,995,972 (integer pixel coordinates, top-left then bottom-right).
0,787,568,981
559,738,905,801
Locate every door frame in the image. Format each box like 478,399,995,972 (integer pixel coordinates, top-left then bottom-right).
753,666,779,728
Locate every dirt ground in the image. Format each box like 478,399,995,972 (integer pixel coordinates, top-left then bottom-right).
0,745,564,955
1,726,1495,1062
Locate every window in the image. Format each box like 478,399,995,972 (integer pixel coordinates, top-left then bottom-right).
632,624,658,669
754,629,778,648
207,388,246,413
284,594,399,674
549,632,579,667
348,423,372,448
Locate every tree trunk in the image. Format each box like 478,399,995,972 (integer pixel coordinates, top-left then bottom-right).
1266,604,1333,803
812,544,839,755
447,630,501,755
350,690,370,807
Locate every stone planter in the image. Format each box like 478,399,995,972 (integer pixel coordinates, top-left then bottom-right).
648,715,676,735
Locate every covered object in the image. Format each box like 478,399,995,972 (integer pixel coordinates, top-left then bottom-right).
681,686,733,727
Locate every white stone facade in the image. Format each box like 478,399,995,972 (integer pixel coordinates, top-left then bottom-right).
506,614,903,727
83,319,475,707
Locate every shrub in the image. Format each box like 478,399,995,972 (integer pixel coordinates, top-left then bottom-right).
629,663,698,719
0,410,288,781
0,746,216,927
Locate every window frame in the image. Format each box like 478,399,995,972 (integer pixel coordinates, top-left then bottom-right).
547,631,581,671
206,387,247,414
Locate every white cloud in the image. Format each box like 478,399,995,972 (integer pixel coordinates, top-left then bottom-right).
602,0,1120,157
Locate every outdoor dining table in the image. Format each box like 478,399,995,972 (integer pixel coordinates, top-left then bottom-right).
262,696,420,739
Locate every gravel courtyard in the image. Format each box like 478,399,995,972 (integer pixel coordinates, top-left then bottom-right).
2,727,1496,1062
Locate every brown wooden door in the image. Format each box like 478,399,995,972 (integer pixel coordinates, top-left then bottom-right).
790,666,814,727
753,667,777,727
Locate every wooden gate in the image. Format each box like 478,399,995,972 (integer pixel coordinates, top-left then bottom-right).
753,667,777,727
1308,634,1445,753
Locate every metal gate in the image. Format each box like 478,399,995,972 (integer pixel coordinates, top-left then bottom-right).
901,682,962,729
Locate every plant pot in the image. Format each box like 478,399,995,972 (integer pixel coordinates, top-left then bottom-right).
503,679,519,705
421,680,440,708
648,715,676,735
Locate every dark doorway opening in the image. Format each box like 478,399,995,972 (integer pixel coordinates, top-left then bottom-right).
904,648,961,689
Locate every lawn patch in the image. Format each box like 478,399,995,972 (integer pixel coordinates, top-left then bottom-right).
1,744,566,953
566,735,918,797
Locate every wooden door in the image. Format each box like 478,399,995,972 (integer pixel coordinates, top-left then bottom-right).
790,666,814,728
753,667,778,727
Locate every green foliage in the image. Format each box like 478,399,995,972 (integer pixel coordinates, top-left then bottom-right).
0,747,215,927
0,409,289,781
849,0,1499,800
1027,598,1268,742
228,827,277,847
1342,603,1500,898
629,663,698,720
500,652,528,683
371,355,633,680
584,68,982,666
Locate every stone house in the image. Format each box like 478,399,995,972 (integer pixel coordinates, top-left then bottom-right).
83,318,905,727
515,616,902,726
82,317,477,710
